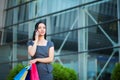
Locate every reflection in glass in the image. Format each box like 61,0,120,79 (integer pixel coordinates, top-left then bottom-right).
0,44,12,80
50,9,77,34
5,10,13,26
84,0,117,26
17,23,28,41
49,30,78,53
17,41,28,60
47,0,80,14
7,0,32,8
88,22,117,51
3,27,13,43
87,48,118,80
54,54,78,74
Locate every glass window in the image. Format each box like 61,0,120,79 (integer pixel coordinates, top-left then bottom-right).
5,10,13,26
17,41,28,60
88,23,116,50
54,54,78,75
17,23,28,41
25,4,29,21
88,50,118,80
7,0,15,8
43,0,80,15
0,44,12,80
7,0,32,8
50,9,77,34
36,0,47,16
28,1,36,19
84,0,117,26
3,27,13,43
18,5,25,22
47,30,78,53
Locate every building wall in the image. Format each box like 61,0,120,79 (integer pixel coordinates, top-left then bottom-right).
0,0,119,80
0,0,5,28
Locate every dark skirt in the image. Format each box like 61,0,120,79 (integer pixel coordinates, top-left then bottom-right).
39,73,53,80
36,62,53,80
36,63,53,80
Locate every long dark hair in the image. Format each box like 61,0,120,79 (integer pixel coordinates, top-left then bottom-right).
32,21,46,40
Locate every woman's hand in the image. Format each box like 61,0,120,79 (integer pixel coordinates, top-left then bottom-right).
30,59,37,64
35,30,39,42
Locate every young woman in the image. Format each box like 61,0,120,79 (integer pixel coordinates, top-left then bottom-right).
27,21,54,80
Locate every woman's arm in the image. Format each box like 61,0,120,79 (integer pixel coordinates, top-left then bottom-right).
28,31,39,56
28,41,37,56
30,46,54,64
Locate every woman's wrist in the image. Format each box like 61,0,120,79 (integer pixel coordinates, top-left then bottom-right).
35,58,39,62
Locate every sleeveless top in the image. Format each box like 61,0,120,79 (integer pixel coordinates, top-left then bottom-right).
27,40,54,74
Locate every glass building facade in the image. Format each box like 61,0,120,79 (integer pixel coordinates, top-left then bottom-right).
0,0,120,80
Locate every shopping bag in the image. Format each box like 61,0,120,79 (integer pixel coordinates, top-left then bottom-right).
20,70,28,80
25,65,31,80
25,69,30,80
30,63,40,80
14,65,31,80
14,67,27,80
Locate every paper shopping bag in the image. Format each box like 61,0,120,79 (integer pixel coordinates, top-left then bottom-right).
14,68,27,80
20,70,28,80
14,65,31,80
25,69,30,80
30,63,40,80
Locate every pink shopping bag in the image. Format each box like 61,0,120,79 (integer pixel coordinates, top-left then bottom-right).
30,63,40,80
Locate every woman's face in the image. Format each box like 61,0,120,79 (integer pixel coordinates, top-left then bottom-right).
37,23,46,36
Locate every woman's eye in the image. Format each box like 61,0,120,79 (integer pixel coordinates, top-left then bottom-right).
38,26,46,29
38,27,41,29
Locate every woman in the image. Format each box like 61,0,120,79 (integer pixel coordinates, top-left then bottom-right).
27,21,54,80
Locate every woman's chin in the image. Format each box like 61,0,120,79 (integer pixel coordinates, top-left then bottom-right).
39,34,45,36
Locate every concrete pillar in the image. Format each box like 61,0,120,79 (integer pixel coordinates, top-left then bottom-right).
0,0,6,44
77,7,88,80
12,1,19,67
117,0,120,62
0,0,6,28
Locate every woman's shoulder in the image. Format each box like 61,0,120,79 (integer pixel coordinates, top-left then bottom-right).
27,40,34,46
47,40,54,44
28,40,34,43
47,40,54,47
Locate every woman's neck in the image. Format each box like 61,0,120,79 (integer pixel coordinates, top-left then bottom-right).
38,36,45,41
